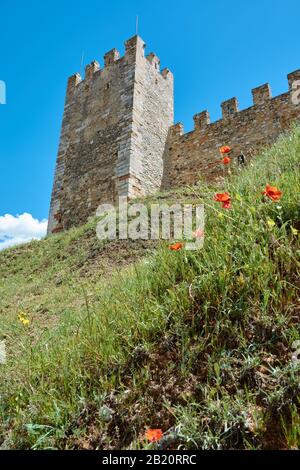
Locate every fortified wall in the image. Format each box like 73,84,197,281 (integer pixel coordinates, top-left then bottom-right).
48,36,173,234
162,70,300,188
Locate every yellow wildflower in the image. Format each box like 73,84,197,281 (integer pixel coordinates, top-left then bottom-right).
267,219,276,228
18,312,30,326
237,272,246,287
291,226,298,236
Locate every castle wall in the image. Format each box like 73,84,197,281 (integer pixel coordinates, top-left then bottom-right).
132,52,174,195
48,35,300,235
48,36,174,234
162,70,300,189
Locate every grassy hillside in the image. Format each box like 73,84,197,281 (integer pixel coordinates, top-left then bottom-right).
0,127,300,450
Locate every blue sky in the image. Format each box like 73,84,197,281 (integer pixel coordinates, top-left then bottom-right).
0,0,300,247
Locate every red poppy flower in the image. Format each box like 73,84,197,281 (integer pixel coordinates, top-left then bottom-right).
262,184,282,201
219,146,232,154
169,242,183,251
222,200,231,209
145,429,163,442
214,192,231,203
222,156,231,165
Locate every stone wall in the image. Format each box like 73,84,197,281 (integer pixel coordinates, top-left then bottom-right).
162,70,300,189
48,36,173,234
133,51,174,195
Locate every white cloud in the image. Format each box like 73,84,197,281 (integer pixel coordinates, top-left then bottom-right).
0,213,48,251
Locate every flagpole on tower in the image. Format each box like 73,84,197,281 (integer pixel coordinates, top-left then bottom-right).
80,51,85,77
136,15,139,36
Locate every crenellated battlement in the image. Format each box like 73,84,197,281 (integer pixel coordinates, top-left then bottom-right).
65,35,172,100
161,68,172,80
252,83,271,105
221,97,239,118
164,69,300,189
193,110,210,129
85,60,100,80
66,72,82,97
168,71,300,136
146,52,160,71
104,48,120,67
287,69,300,90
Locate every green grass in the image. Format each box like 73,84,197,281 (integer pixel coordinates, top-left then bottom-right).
0,127,300,450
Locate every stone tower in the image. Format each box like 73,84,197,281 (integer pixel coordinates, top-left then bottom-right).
48,36,174,234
